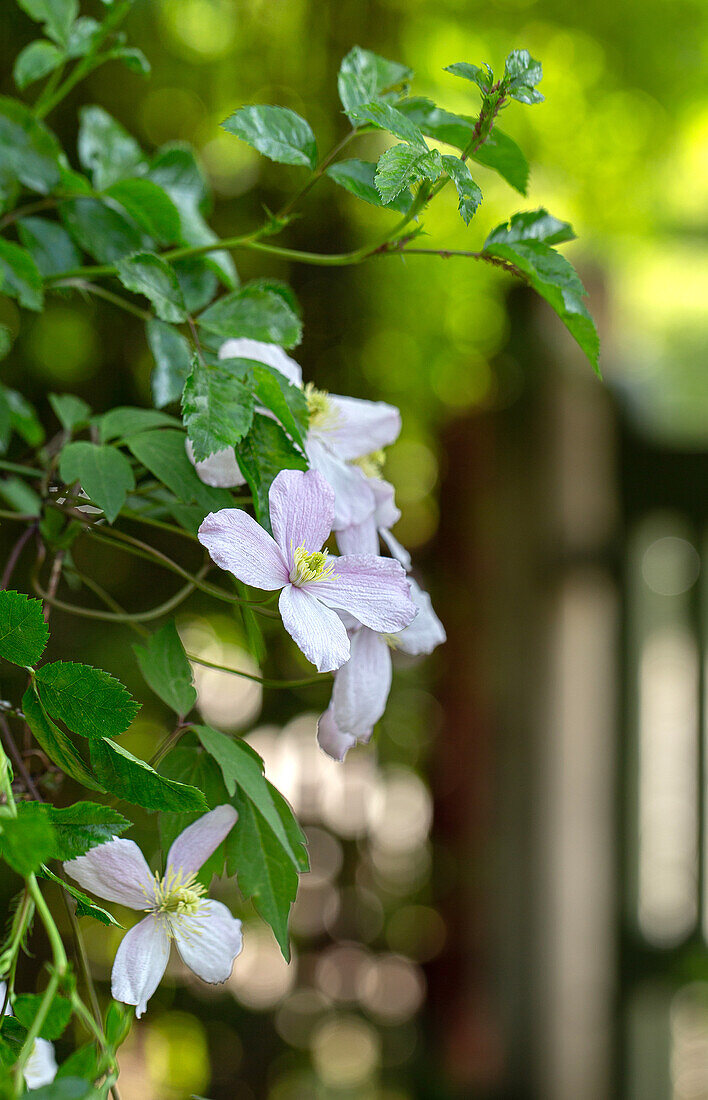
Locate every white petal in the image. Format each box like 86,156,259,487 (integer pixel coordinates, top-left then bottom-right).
369,477,400,530
314,555,416,633
332,628,392,740
279,584,350,672
380,527,412,572
112,915,170,1018
320,395,401,460
396,578,446,655
306,439,376,529
198,508,289,589
23,1038,57,1089
317,707,357,762
336,515,379,556
185,439,246,489
269,468,334,565
174,900,243,983
64,838,155,910
220,338,302,387
167,805,238,878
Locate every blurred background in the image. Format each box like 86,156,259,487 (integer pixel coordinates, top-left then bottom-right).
2,0,708,1097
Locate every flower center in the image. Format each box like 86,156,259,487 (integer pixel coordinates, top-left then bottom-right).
305,383,338,430
290,545,336,586
148,867,207,920
352,449,386,479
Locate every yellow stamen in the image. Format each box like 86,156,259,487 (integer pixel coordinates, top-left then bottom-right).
353,449,386,479
305,382,339,429
290,544,337,586
146,867,207,923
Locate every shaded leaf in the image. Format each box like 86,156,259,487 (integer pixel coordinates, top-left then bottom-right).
0,239,43,311
485,208,575,246
18,216,82,277
325,158,413,213
0,590,48,667
115,251,187,323
16,0,77,47
44,801,131,861
59,441,135,522
14,993,72,1041
126,429,232,512
146,319,193,408
22,687,104,792
13,40,64,90
77,105,145,190
41,864,122,927
49,393,91,432
197,285,302,347
35,660,140,739
104,178,181,245
60,197,145,263
251,363,308,450
0,95,62,195
0,802,56,876
97,406,179,443
349,101,428,148
133,621,196,716
182,356,254,462
90,737,208,812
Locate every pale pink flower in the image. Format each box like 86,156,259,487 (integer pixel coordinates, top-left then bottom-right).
1,982,57,1088
64,806,242,1018
198,469,416,673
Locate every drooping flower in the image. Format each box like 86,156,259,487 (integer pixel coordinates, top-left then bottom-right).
335,475,411,571
64,806,242,1018
198,468,416,673
317,579,446,761
187,338,303,488
0,982,57,1089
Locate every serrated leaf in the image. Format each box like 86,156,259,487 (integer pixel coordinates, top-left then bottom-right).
49,393,91,432
133,620,196,716
236,414,308,532
172,256,218,314
374,143,443,204
182,356,255,462
349,101,428,148
197,285,302,347
442,155,482,224
13,40,64,90
44,801,131,861
104,178,181,245
115,251,187,323
0,590,48,667
485,208,575,246
0,802,56,875
325,158,413,213
90,737,208,812
503,49,544,104
35,660,140,738
445,61,494,94
97,406,179,443
268,782,309,873
18,216,82,277
0,95,62,196
22,687,104,791
14,993,72,1041
247,362,307,449
16,0,77,47
221,105,317,169
146,319,193,408
60,197,145,264
338,46,413,119
77,105,145,190
483,236,599,372
41,864,122,927
126,429,232,513
59,441,135,522
0,239,43,311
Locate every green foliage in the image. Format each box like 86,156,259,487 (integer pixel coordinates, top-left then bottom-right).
14,40,64,90
0,96,62,197
0,590,49,667
90,737,208,812
77,106,145,191
14,993,72,1041
236,414,308,531
0,238,44,311
375,144,443,204
97,406,178,443
182,356,255,462
23,687,104,791
103,178,181,244
442,156,483,224
0,801,56,875
221,105,318,169
115,251,187,322
44,801,131,860
16,0,78,47
132,620,196,717
445,61,494,94
42,865,123,927
35,660,140,739
250,362,309,450
60,197,145,263
350,101,428,148
125,429,232,512
59,441,135,521
49,393,91,433
503,49,544,104
325,159,414,213
146,319,193,408
338,46,413,120
18,216,82,277
197,284,302,347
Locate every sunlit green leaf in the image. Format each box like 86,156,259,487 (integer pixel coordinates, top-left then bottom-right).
325,158,413,213
349,101,428,148
338,46,413,119
221,105,317,169
90,737,208,813
374,143,443,203
35,660,140,739
442,155,482,224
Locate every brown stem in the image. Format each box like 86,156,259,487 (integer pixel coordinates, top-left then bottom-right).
1,525,37,590
0,716,42,800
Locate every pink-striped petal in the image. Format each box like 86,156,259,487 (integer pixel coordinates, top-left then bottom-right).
198,508,289,589
174,900,243,983
269,468,334,566
220,338,302,387
306,439,376,529
317,707,357,762
380,527,412,571
312,555,416,633
331,628,392,741
111,915,170,1018
319,395,401,460
167,805,238,878
64,838,155,910
279,584,350,672
396,579,446,655
336,516,379,556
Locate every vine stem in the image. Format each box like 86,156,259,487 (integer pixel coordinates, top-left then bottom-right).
186,651,329,689
1,525,36,590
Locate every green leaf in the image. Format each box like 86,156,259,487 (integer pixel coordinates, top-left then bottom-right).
35,660,140,739
115,252,187,323
0,96,62,196
374,143,443,204
221,105,317,169
16,0,77,47
0,590,48,667
55,1042,103,1082
250,363,308,450
60,197,145,264
59,441,135,522
236,414,307,531
49,393,91,432
325,158,413,213
90,737,208,812
0,326,12,361
13,40,64,90
172,256,218,314
485,208,575,246
66,15,99,57
0,476,41,516
182,356,255,462
158,736,230,881
18,216,82,277
97,406,179,443
22,687,104,792
146,319,193,409
338,46,413,120
0,239,43,311
126,429,232,513
77,106,145,190
226,790,298,959
104,1001,131,1051
0,802,56,876
197,284,302,347
104,178,181,245
445,61,494,94
503,49,544,104
133,621,196,716
5,389,45,447
268,782,309,873
483,236,599,372
14,993,72,1041
44,801,131,861
349,101,428,148
193,725,299,866
41,864,122,927
442,155,482,224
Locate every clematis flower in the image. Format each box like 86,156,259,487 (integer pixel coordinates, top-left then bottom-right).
64,805,242,1018
187,338,303,488
317,578,446,761
0,982,57,1089
336,475,411,571
198,468,416,673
